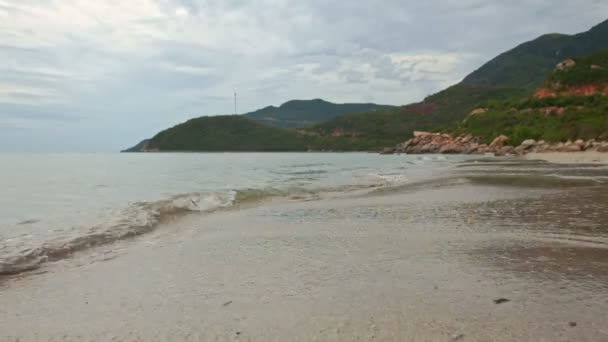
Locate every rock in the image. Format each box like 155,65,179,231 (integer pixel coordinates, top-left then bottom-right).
439,143,464,154
469,108,487,115
419,144,440,154
555,58,576,71
413,131,432,137
584,139,595,150
450,334,465,342
520,139,537,149
514,145,527,155
558,144,582,152
399,139,414,150
489,135,509,151
598,144,608,153
477,144,489,154
495,146,515,156
574,139,585,149
493,298,510,304
569,321,578,327
463,143,480,154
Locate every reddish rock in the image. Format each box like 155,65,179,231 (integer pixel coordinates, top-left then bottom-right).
439,143,464,154
489,135,509,151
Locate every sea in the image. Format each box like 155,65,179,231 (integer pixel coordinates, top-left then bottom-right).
0,152,467,276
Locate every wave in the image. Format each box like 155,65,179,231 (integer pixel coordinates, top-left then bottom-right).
0,182,389,278
0,190,272,277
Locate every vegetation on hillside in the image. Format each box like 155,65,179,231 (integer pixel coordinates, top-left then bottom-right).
462,20,608,89
147,116,313,151
456,49,608,146
306,20,608,149
124,20,608,152
245,99,396,128
456,95,608,145
548,49,608,87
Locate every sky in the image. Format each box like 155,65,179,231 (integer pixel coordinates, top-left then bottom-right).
0,0,606,152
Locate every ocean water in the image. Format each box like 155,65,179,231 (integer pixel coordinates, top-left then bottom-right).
0,152,465,275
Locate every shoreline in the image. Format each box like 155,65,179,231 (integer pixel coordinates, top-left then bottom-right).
2,159,608,341
524,151,608,164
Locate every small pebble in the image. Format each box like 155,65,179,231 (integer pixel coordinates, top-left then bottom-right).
569,321,577,327
493,298,510,304
451,333,465,341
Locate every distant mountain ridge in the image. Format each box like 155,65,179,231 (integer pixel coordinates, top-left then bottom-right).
244,99,397,128
461,19,608,89
141,115,313,152
456,48,608,145
123,99,396,151
124,18,608,152
308,19,608,148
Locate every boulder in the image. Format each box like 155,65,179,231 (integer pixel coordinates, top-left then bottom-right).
413,131,432,137
558,143,582,152
395,139,414,153
598,144,608,153
477,144,489,154
555,58,576,71
514,145,527,155
469,108,487,115
489,135,509,151
520,139,537,149
584,139,596,150
425,144,442,153
495,146,515,156
439,143,464,154
463,143,480,154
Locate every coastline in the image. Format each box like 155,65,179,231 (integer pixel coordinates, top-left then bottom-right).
524,151,608,164
2,159,608,341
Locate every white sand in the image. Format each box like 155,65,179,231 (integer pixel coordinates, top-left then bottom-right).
525,151,608,164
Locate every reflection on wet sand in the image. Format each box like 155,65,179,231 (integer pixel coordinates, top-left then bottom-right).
1,158,608,341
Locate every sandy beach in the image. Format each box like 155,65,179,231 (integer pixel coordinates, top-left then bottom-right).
525,151,608,164
2,159,608,341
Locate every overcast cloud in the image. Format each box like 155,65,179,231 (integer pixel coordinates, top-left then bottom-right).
0,0,606,151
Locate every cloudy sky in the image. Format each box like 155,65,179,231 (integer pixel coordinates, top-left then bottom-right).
0,0,606,152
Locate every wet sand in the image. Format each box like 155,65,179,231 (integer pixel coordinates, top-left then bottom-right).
1,162,608,341
525,151,608,164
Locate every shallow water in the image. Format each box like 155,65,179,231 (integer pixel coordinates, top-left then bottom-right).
0,152,463,275
1,155,608,341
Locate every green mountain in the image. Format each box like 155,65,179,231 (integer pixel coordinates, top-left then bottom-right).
244,99,397,128
462,19,608,89
123,99,396,151
121,139,150,152
124,19,608,152
456,49,608,145
143,115,313,151
308,19,608,149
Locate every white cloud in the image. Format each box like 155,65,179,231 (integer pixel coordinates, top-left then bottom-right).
0,0,606,151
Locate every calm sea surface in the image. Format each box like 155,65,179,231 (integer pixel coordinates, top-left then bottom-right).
0,152,464,275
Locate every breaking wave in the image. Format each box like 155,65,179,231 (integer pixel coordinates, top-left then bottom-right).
0,182,389,277
0,190,274,277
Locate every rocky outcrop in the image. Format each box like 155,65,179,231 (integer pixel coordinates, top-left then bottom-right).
383,132,608,156
556,58,576,71
387,132,484,155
